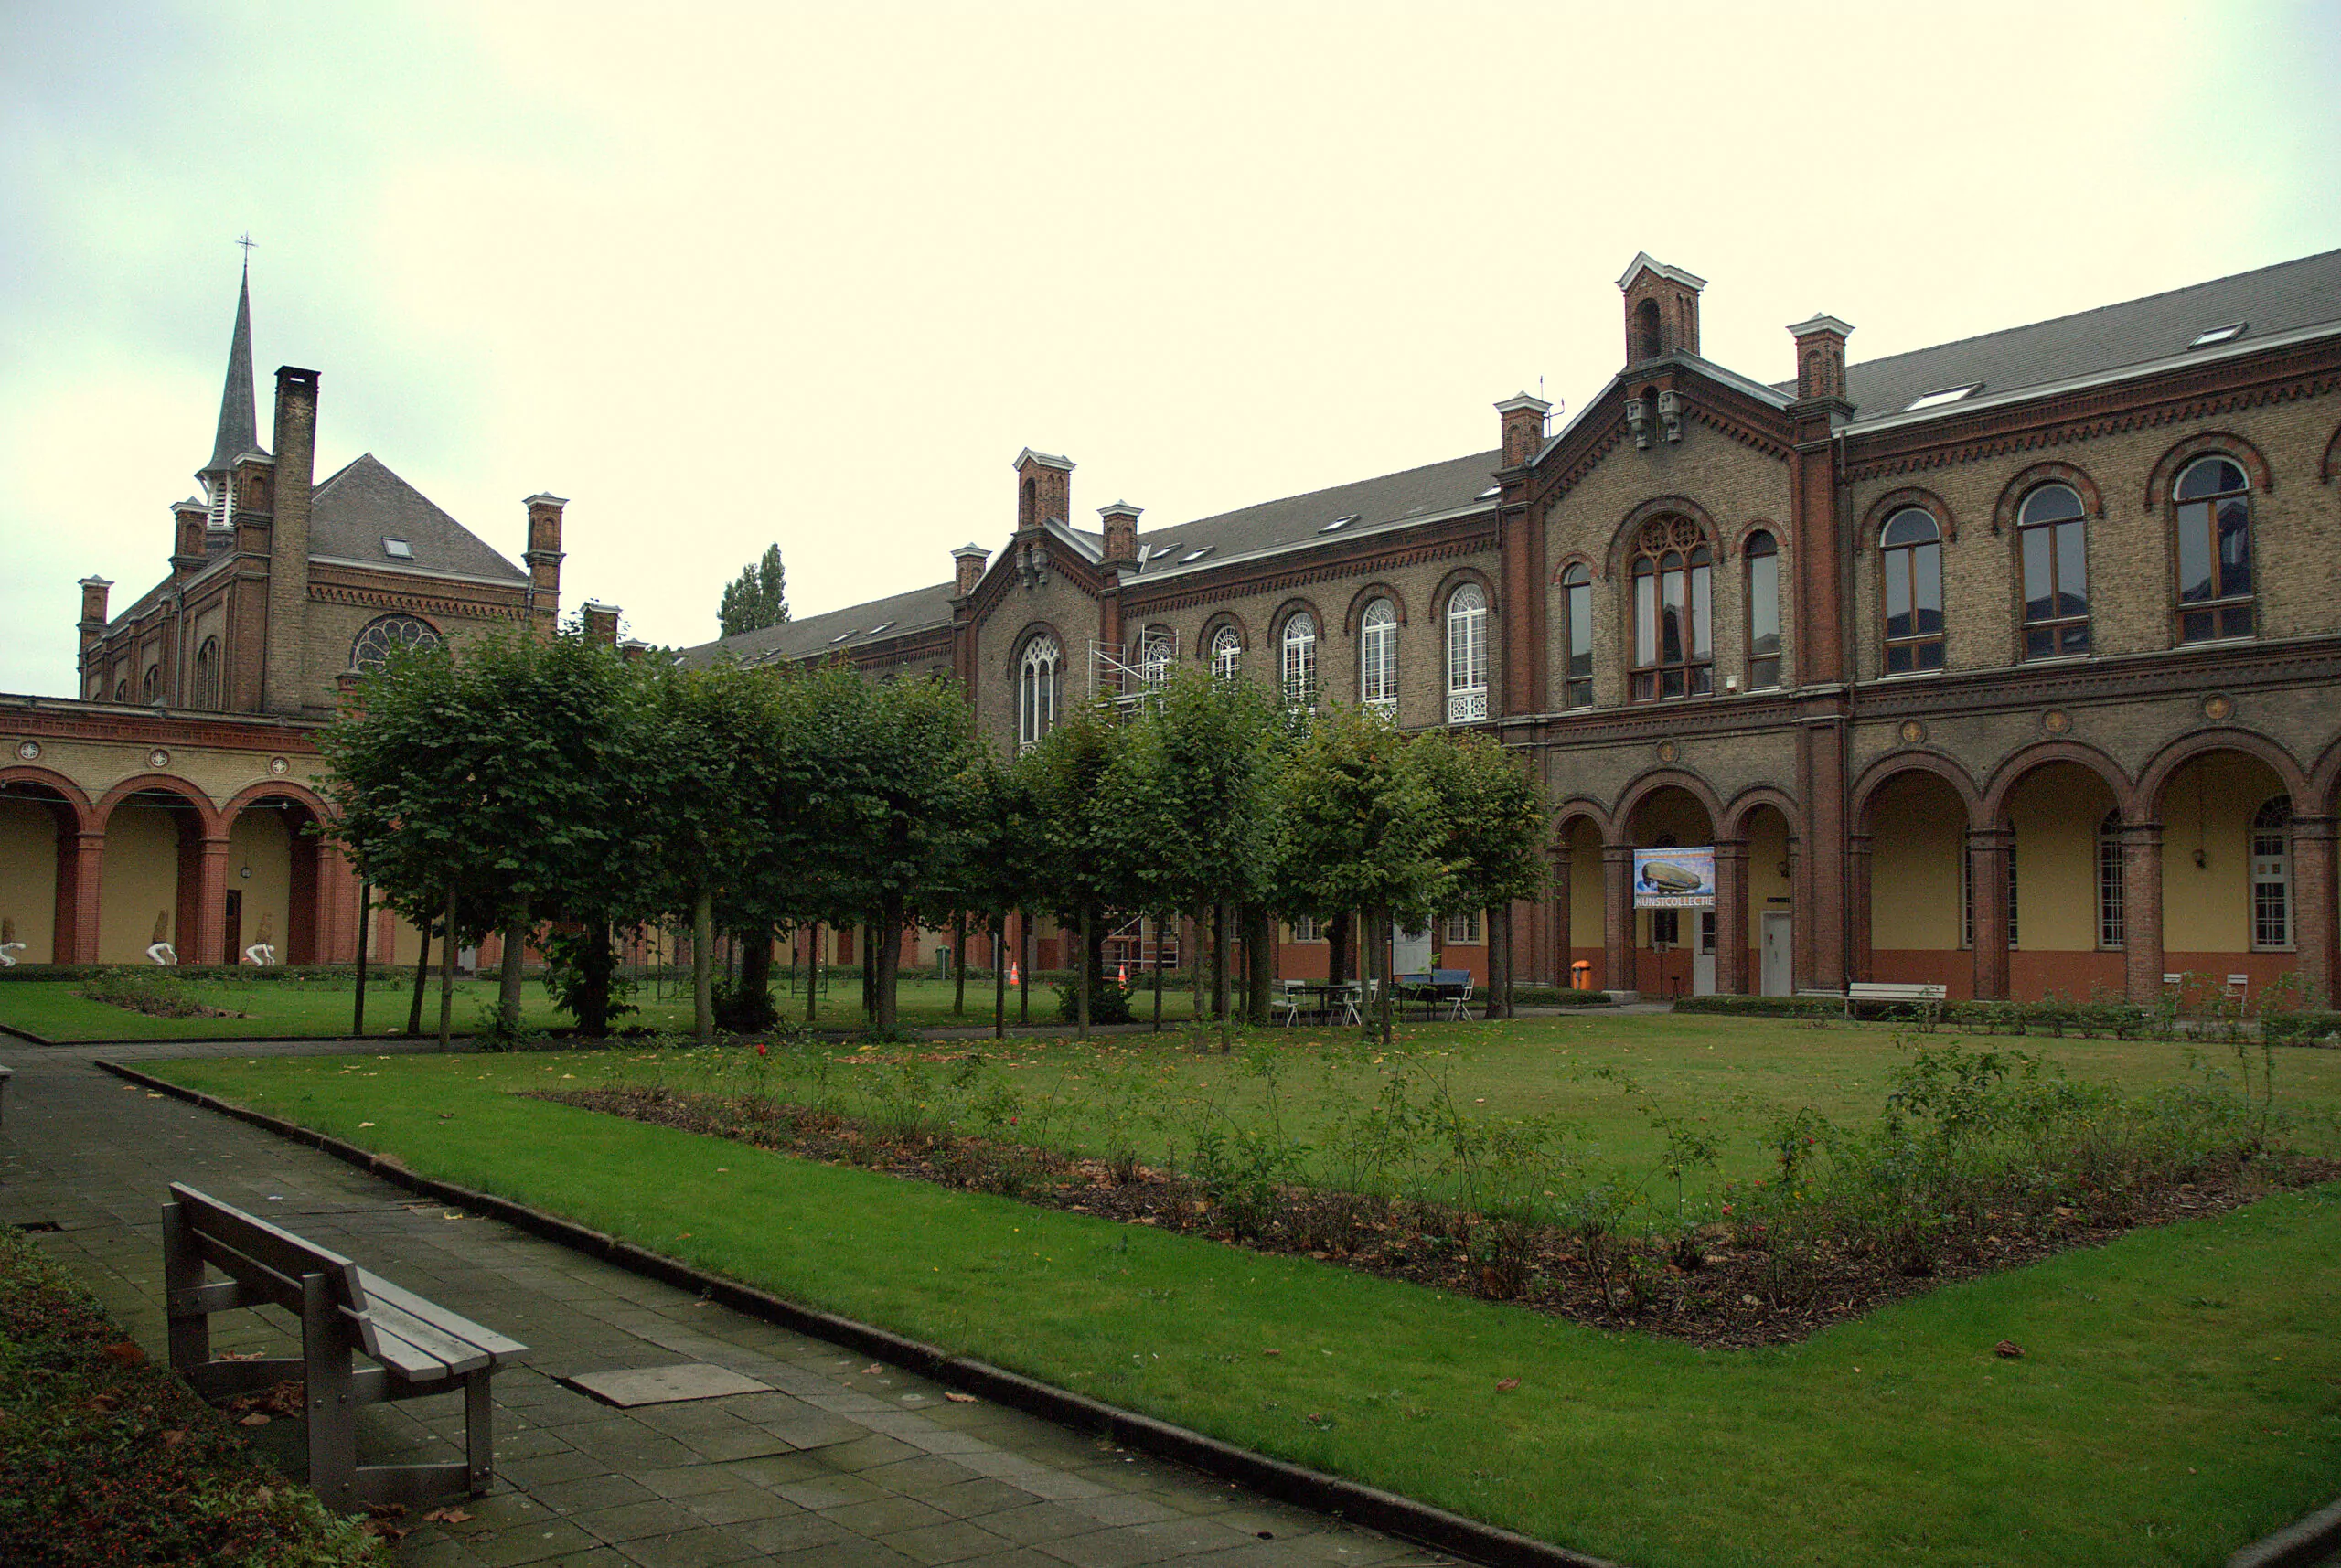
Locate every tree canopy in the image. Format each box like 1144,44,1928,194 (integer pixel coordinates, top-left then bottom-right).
717,543,790,637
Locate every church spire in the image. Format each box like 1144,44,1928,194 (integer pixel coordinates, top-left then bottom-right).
203,256,259,477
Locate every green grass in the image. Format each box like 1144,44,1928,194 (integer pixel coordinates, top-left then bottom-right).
144,1017,2341,1567
0,972,1192,1041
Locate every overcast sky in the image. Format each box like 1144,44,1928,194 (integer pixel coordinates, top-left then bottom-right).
4,0,2336,696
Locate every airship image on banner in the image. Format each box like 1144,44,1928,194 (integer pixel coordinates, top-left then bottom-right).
1632,848,1716,908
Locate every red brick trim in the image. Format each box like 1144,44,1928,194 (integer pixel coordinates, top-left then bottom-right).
1340,581,1411,637
1269,597,1327,644
1123,519,1497,620
93,773,221,835
2323,421,2341,485
1992,462,2104,535
222,779,332,822
1552,798,1614,841
1549,551,1598,586
1719,784,1800,841
1193,611,1250,663
1849,750,1983,834
2144,430,2274,509
1002,621,1068,681
2310,734,2341,815
0,765,96,832
1729,518,1786,558
2135,726,2312,814
1859,486,1958,551
1976,740,2134,827
1611,766,1726,843
1429,566,1497,624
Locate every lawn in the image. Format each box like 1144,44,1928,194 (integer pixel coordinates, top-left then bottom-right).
144,1015,2341,1568
0,971,1191,1042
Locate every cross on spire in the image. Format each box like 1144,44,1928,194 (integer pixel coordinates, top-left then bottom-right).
236,232,256,261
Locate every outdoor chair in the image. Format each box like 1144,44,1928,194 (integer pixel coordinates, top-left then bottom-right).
1444,977,1476,1022
1272,979,1306,1028
1334,981,1363,1026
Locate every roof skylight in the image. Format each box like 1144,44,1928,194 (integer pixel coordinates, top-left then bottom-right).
828,629,854,644
2187,322,2247,348
865,622,895,636
380,538,413,560
1476,485,1502,499
1902,383,1983,412
1318,514,1361,535
1178,547,1214,565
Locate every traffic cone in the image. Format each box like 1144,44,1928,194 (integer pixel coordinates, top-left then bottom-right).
1010,960,1021,986
1117,961,1128,986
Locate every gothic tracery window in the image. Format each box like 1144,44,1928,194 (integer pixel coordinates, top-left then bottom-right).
1628,517,1712,701
1018,633,1060,752
1446,583,1488,721
350,613,444,673
1280,612,1318,710
194,637,221,710
1210,624,1242,680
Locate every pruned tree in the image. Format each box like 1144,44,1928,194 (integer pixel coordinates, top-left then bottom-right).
1406,728,1548,1017
1024,702,1139,1040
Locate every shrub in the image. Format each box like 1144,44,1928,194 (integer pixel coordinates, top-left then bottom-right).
1506,985,1615,1008
1672,995,1841,1019
75,970,232,1019
1054,977,1136,1026
2261,1010,2341,1047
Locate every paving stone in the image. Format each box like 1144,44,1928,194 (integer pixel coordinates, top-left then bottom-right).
609,1527,767,1568
882,1518,1019,1564
572,1499,711,1544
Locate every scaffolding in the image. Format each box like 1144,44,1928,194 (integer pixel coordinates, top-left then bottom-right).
1087,634,1175,716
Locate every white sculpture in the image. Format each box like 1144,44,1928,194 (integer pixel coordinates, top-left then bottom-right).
243,913,277,966
147,912,177,965
0,916,21,967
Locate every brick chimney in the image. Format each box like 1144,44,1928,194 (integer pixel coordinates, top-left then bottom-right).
172,498,209,581
78,578,112,671
1097,502,1141,567
262,367,320,716
1789,314,1855,403
581,600,621,646
1619,253,1705,366
1495,393,1552,469
951,544,989,597
523,494,567,635
618,638,649,663
1012,449,1074,534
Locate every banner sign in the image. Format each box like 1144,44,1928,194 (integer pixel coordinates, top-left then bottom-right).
1633,848,1716,908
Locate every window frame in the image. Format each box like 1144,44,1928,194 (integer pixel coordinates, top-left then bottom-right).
1444,909,1481,945
2172,455,2255,645
1280,612,1318,710
2097,809,2125,950
1209,624,1243,680
1560,564,1594,709
1744,530,1781,690
2017,484,2090,660
1446,582,1489,721
2251,796,2293,952
1626,517,1714,703
1879,507,1946,675
1017,632,1060,753
1359,599,1399,714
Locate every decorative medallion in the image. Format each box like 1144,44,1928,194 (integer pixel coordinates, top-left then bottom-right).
2203,693,2234,722
2041,709,2072,736
1655,740,1680,764
13,740,38,762
268,756,290,776
146,748,170,769
1897,720,1926,746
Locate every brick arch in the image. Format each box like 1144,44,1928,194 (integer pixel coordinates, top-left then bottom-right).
223,779,332,824
1993,461,2104,535
1341,581,1410,637
1269,596,1327,642
1719,784,1800,842
0,765,96,833
2312,735,2341,816
93,773,220,836
1858,486,1959,549
1549,551,1598,586
1606,496,1721,581
1193,611,1250,663
2144,431,2273,510
1730,518,1786,558
2323,421,2341,485
2136,727,2311,816
1611,767,1725,846
1849,750,1983,836
1977,740,2134,827
1551,798,1613,843
1431,566,1498,622
1001,620,1066,680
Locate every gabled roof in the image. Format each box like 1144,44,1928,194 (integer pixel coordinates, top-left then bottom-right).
681,578,957,667
307,454,527,581
1802,248,2341,422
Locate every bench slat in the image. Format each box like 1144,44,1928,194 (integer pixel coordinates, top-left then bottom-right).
357,1271,529,1363
353,1307,474,1380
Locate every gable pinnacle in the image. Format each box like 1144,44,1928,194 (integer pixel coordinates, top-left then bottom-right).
204,257,260,475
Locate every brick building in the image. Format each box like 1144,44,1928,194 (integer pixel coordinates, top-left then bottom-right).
0,267,584,968
701,249,2341,1006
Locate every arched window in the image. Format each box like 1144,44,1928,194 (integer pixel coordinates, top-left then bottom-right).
1139,626,1175,693
2251,796,2292,950
2019,484,2090,658
1628,517,1712,701
1017,634,1059,752
350,613,444,672
1280,613,1317,709
1560,565,1593,709
113,680,128,703
1446,584,1488,721
2175,456,2253,643
1359,600,1398,713
1634,298,1662,361
141,665,160,702
1745,530,1781,689
1210,624,1242,680
1879,507,1945,673
2097,809,2125,949
193,637,220,710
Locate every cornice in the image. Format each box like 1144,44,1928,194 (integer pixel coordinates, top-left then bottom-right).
1123,519,1499,618
308,577,532,622
1842,636,2341,720
0,697,326,749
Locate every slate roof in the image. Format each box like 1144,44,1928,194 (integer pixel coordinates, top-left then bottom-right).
683,578,958,667
1806,248,2341,421
307,454,528,581
204,265,260,474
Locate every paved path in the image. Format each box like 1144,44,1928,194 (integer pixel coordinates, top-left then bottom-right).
0,1041,1454,1568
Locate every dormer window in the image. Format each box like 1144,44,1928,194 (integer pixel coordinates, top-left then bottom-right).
1902,383,1983,412
2187,322,2247,348
381,538,413,560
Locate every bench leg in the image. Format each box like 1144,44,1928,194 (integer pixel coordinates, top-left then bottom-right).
160,1201,210,1376
302,1273,358,1512
465,1372,496,1495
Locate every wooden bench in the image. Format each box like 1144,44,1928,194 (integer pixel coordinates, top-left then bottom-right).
162,1183,529,1509
1844,980,1948,1021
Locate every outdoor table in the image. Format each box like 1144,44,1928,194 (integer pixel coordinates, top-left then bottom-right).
1285,981,1352,1023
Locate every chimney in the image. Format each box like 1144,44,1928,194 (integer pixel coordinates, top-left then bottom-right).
1098,502,1141,567
262,366,319,716
1619,253,1705,366
1012,448,1074,535
1789,314,1855,404
618,638,650,663
581,600,621,646
1495,393,1552,470
951,544,989,597
78,578,112,669
524,494,568,636
172,498,209,581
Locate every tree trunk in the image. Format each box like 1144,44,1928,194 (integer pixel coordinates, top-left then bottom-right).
1487,903,1508,1020
861,923,876,1021
1245,902,1272,1026
805,923,820,1021
1019,915,1032,1024
407,916,432,1038
692,885,714,1045
497,907,529,1029
994,909,1008,1040
875,894,904,1036
1329,912,1351,987
437,886,457,1051
1150,911,1166,1032
952,911,967,1015
1212,902,1231,1048
1075,905,1092,1040
1189,906,1205,1022
353,884,370,1038
740,926,772,1028
580,921,615,1038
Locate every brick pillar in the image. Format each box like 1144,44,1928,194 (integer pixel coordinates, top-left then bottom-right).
1713,839,1748,995
1846,833,1875,983
2122,820,2165,1007
1970,827,2013,1001
69,832,105,963
2290,816,2337,1008
1602,844,1636,996
1800,720,1848,993
194,837,230,965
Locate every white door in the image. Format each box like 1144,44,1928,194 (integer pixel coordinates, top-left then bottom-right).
1760,912,1792,997
1692,911,1717,996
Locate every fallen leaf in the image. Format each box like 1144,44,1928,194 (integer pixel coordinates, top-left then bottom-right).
361,1503,407,1520
1495,1377,1521,1392
1994,1340,2026,1360
944,1392,977,1403
103,1340,145,1366
162,1429,187,1446
239,1413,270,1426
422,1506,473,1524
861,1364,885,1376
1262,1349,1282,1357
358,1122,375,1128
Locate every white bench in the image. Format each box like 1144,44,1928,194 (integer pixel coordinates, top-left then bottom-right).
162,1183,529,1509
1844,980,1948,1020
